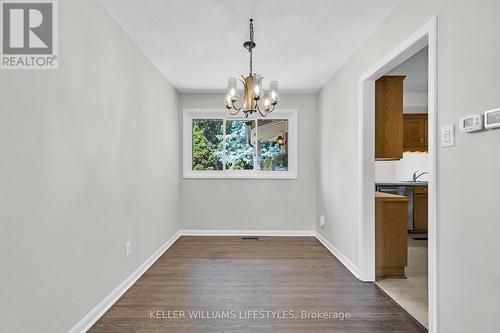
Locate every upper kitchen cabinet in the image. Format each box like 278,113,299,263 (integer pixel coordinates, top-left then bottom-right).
403,114,428,152
375,76,405,160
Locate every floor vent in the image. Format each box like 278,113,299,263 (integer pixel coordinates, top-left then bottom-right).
241,236,259,240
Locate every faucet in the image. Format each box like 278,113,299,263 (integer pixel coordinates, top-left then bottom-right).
413,171,428,182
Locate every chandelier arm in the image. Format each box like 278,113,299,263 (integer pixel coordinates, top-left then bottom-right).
229,103,243,115
256,104,267,117
255,100,275,115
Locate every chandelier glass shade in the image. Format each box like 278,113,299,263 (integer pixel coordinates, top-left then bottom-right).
225,19,280,117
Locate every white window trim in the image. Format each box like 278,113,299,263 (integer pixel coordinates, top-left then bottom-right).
183,108,298,179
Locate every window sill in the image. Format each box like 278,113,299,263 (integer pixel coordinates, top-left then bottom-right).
183,170,298,179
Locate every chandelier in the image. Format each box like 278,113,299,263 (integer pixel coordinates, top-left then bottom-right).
225,19,280,117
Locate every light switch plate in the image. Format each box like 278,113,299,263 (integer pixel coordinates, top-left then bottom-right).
441,124,455,147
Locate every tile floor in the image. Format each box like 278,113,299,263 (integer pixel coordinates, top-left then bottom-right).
375,235,428,328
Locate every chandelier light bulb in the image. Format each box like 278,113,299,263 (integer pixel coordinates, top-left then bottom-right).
269,81,280,104
225,95,233,109
227,77,239,102
253,76,262,100
262,93,271,112
230,88,238,102
253,85,260,98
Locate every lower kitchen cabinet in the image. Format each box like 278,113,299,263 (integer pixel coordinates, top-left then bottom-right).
375,192,408,278
412,186,428,233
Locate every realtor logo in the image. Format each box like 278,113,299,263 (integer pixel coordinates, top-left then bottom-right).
1,0,58,69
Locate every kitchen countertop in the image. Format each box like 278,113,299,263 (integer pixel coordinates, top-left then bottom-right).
375,191,409,201
376,181,428,186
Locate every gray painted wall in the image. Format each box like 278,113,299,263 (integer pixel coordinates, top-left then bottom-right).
316,0,500,331
0,1,180,332
179,94,317,232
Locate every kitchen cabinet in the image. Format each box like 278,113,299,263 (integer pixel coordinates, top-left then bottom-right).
375,191,408,278
403,114,428,152
375,76,405,160
412,186,428,233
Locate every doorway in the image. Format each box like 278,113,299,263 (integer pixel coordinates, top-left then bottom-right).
357,18,437,333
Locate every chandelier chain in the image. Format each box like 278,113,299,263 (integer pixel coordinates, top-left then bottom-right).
249,19,254,76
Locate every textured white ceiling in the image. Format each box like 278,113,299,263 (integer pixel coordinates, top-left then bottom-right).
99,0,401,92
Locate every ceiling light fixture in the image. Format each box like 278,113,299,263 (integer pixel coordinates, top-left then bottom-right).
225,19,280,117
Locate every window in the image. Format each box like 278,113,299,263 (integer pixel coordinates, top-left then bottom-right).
183,109,297,179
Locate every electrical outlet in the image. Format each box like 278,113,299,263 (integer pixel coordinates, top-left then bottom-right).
319,216,325,228
125,242,132,258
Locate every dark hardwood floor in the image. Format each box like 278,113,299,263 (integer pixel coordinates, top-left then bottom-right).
89,236,426,332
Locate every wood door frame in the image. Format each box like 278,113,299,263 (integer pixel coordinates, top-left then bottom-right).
357,17,438,332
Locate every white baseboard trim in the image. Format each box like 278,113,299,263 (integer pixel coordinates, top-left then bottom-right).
179,229,316,237
177,230,362,281
315,232,361,280
68,230,182,333
69,229,362,333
